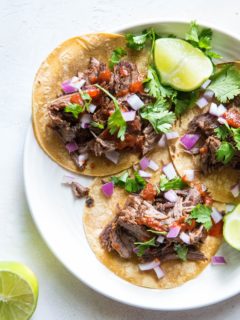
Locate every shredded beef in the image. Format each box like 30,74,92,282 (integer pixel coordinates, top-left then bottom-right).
100,188,207,263
200,136,222,174
113,61,140,95
188,112,219,136
142,124,160,155
71,182,89,198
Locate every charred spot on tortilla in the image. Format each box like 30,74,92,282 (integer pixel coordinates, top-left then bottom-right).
85,196,94,208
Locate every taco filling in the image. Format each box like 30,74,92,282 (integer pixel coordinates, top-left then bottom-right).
48,57,162,170
182,94,240,175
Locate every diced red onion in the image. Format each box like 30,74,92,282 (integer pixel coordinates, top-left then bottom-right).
156,235,165,243
183,169,195,181
158,134,166,148
138,170,152,178
65,141,78,153
231,183,240,198
71,77,86,90
201,184,207,192
153,266,165,279
180,232,191,244
180,134,200,150
196,97,208,109
140,157,150,170
189,147,200,155
166,131,179,140
203,90,214,100
211,256,227,266
89,104,97,113
101,182,114,197
201,79,211,89
162,163,177,180
217,104,227,116
127,94,144,110
61,77,85,93
138,259,160,271
148,160,159,172
62,175,76,184
217,117,228,125
80,114,91,129
209,103,219,116
211,207,223,224
167,226,181,238
226,204,235,212
121,111,136,122
164,189,178,202
105,150,120,164
78,153,88,167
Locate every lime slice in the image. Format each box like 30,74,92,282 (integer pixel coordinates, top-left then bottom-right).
223,205,240,250
154,38,213,91
0,262,39,320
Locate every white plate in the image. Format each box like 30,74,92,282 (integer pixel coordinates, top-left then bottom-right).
24,21,240,310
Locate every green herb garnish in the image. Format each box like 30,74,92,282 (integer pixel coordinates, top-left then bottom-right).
189,204,212,230
109,47,127,69
64,103,84,119
111,171,146,193
134,238,157,257
216,141,235,164
174,244,188,261
160,175,187,191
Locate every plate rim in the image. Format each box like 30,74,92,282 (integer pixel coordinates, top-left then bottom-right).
24,19,240,311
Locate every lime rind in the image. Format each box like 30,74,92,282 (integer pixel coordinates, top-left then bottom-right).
223,205,240,251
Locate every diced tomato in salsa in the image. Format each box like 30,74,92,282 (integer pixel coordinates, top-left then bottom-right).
209,220,223,237
224,109,240,128
129,81,144,93
140,183,157,201
88,75,98,84
85,87,101,99
98,69,112,82
70,93,83,105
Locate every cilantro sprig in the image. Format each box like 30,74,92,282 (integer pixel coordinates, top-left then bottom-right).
125,28,159,51
111,171,147,193
216,141,235,164
64,103,84,119
174,244,188,261
95,84,127,141
109,47,127,69
189,204,212,231
134,238,157,257
159,175,187,191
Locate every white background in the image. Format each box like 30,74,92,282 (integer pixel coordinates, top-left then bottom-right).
1,0,240,318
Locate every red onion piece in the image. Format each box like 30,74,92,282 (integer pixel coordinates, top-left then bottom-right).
217,104,227,116
180,232,190,244
183,169,195,181
217,117,228,125
209,103,219,116
203,90,214,100
101,182,114,197
196,97,208,109
180,134,200,150
211,256,226,266
140,157,150,170
65,141,78,153
201,79,211,89
226,204,235,212
78,153,88,167
138,259,160,271
138,170,152,178
166,131,179,140
81,114,91,129
105,150,120,164
231,183,240,198
158,134,167,148
121,111,136,122
62,175,76,184
89,104,97,113
61,77,85,93
153,266,165,279
127,94,144,110
211,207,223,224
162,163,177,180
148,160,159,172
167,226,181,238
164,189,178,202
156,235,165,243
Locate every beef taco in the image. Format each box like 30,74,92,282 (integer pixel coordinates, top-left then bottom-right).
32,33,170,176
83,149,224,289
168,62,240,203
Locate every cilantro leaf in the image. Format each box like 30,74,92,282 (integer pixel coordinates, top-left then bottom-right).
90,121,104,129
214,125,231,140
189,204,212,230
125,28,158,51
185,21,199,43
79,90,92,111
111,171,129,188
174,244,188,261
109,47,126,69
95,84,127,141
64,103,84,119
111,171,146,193
174,91,199,117
134,238,157,257
160,175,187,191
140,100,175,133
216,141,235,164
208,66,240,103
232,128,240,150
147,229,167,235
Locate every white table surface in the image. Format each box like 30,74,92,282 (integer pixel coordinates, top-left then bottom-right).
1,0,240,318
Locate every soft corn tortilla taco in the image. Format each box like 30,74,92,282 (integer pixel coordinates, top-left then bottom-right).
168,62,240,204
83,148,223,289
32,33,157,176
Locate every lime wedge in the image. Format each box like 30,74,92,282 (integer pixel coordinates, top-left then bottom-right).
154,38,213,91
223,205,240,250
0,262,39,320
